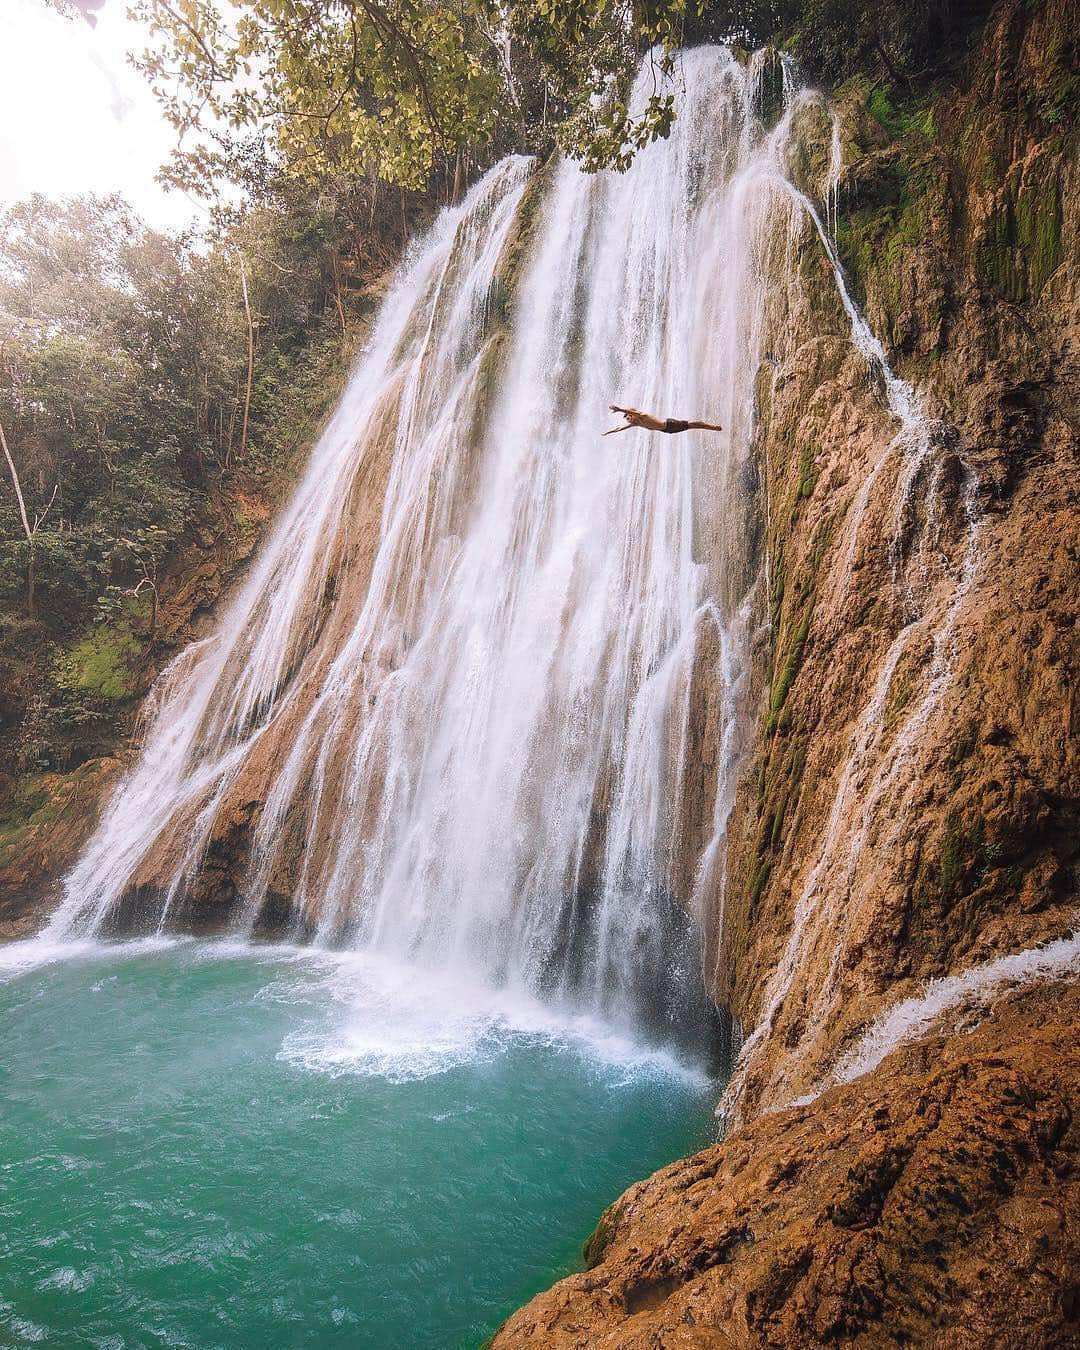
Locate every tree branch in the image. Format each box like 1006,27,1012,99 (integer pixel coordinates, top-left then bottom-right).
0,416,32,543
235,250,255,467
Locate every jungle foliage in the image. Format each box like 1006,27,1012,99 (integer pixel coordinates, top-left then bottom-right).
0,174,419,782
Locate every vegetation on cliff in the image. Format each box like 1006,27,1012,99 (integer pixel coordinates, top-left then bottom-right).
108,0,1002,197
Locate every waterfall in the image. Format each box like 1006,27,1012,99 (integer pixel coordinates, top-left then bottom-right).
44,48,862,1049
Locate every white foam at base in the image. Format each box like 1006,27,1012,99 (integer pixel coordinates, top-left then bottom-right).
273,948,712,1088
0,934,186,980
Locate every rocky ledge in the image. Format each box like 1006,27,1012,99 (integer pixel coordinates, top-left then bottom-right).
494,983,1080,1347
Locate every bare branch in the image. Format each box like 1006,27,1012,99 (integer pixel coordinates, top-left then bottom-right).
236,250,255,466
32,483,59,535
0,416,32,543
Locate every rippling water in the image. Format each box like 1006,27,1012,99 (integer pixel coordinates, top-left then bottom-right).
0,940,715,1347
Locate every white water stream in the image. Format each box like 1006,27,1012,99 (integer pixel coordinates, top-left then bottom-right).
48,49,827,1044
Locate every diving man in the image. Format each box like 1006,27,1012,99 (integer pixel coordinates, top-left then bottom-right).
603,405,723,436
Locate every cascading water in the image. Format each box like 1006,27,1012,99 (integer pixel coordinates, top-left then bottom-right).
40,47,913,1060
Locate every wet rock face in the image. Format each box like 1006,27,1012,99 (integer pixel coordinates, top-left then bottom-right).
493,984,1080,1348
0,759,123,940
712,0,1079,1120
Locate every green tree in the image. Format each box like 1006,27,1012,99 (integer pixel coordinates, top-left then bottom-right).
129,0,716,195
0,180,384,778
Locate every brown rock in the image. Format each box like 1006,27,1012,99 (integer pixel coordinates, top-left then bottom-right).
494,985,1080,1348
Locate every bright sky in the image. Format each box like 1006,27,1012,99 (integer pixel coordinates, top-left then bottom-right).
0,0,201,231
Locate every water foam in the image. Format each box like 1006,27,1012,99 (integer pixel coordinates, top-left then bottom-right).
19,47,985,1098
40,47,802,1046
272,948,711,1087
0,934,185,982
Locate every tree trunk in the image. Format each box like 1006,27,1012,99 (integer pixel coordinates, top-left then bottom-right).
0,416,32,541
331,251,347,337
236,252,255,467
873,39,913,88
0,416,36,617
226,389,239,468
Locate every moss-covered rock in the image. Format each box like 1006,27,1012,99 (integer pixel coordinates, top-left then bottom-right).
54,626,140,702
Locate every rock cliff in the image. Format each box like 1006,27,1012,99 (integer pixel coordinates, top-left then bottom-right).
496,983,1080,1346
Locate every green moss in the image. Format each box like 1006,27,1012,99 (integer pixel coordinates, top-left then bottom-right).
976,170,1063,302
493,164,548,312
769,797,787,850
865,86,935,141
939,811,993,899
939,811,964,897
0,777,49,851
749,858,773,906
834,174,910,306
946,723,979,769
796,443,816,501
1015,176,1063,293
976,200,1025,301
583,1202,622,1269
883,660,916,736
764,523,829,735
0,767,97,853
785,104,832,193
865,86,901,135
54,626,139,702
1035,19,1080,127
808,514,835,570
768,601,814,722
935,807,1014,908
485,275,512,328
834,146,949,342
